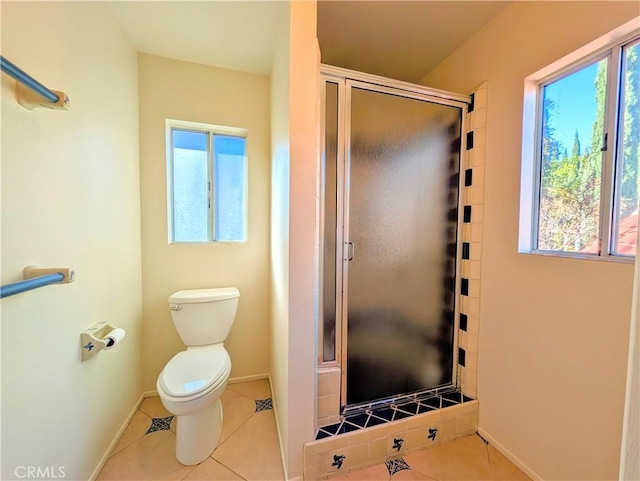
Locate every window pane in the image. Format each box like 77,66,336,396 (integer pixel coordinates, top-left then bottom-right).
613,40,639,256
537,58,608,253
172,130,209,242
214,135,246,241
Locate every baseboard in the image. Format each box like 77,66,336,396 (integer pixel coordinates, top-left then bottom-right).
269,374,290,481
88,393,145,481
228,373,269,384
143,389,158,398
477,427,543,481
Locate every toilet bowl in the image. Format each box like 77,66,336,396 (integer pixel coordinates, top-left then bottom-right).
156,288,239,465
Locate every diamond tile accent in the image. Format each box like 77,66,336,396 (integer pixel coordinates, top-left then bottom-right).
145,416,174,434
385,457,411,475
316,389,475,439
255,398,273,412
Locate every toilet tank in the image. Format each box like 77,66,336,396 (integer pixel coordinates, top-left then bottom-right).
168,288,239,347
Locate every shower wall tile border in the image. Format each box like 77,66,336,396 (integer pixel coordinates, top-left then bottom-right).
458,81,487,400
304,400,479,480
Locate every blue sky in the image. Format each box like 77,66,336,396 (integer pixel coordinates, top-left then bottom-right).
543,58,605,154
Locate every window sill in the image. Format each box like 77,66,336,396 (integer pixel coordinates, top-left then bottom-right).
519,249,635,264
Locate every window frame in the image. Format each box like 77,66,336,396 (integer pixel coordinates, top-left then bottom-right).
519,20,640,262
165,119,248,245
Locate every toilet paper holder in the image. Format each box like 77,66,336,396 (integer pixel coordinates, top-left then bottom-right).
80,321,126,362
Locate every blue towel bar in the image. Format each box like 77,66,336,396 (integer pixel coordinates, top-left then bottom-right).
1,273,65,299
0,56,59,103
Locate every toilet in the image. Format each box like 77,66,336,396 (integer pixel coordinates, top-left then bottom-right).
156,287,239,465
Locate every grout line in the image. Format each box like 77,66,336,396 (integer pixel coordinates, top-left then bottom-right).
214,411,256,450
109,410,153,458
207,457,248,481
179,462,199,481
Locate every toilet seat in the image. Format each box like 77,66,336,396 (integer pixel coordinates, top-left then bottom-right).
159,345,230,399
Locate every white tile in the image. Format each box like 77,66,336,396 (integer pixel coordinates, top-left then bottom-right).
456,413,473,438
458,330,468,350
473,128,486,148
466,352,478,372
470,185,485,205
467,332,479,353
474,107,487,128
348,442,369,467
439,418,456,444
369,437,388,464
473,166,486,185
469,146,486,168
467,297,480,317
469,280,480,298
469,261,481,280
318,396,333,419
460,260,470,278
471,204,484,223
405,427,426,451
475,88,488,108
470,223,483,243
466,315,480,334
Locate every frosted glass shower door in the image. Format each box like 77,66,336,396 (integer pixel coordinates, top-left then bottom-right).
345,85,461,405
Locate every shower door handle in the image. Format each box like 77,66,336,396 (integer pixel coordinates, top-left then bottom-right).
346,241,355,261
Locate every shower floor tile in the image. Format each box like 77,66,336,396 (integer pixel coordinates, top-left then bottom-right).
96,379,283,481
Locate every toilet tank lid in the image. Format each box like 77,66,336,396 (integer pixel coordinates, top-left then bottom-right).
169,288,239,303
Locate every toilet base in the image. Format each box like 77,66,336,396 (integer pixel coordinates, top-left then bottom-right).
175,398,223,465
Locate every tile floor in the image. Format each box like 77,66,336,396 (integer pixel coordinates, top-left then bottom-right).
97,379,284,480
97,379,529,481
331,434,530,481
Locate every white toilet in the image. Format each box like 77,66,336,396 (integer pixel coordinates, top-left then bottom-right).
156,287,239,465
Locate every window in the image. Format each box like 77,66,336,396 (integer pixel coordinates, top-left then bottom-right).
520,27,639,259
166,120,247,243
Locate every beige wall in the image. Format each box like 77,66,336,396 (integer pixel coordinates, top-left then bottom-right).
138,54,271,390
270,2,319,479
1,2,142,479
420,3,638,480
270,0,291,474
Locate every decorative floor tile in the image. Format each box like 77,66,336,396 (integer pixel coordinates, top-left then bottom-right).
255,397,273,412
386,458,411,475
146,416,174,434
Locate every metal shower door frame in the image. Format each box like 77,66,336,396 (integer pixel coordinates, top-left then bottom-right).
320,64,470,409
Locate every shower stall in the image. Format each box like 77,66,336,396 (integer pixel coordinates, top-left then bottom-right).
319,66,468,409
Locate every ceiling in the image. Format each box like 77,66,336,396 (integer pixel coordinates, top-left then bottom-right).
107,1,283,75
318,1,510,83
107,1,510,83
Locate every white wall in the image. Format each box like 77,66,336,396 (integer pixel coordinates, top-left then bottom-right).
270,1,319,478
419,3,638,480
1,2,142,479
137,54,272,390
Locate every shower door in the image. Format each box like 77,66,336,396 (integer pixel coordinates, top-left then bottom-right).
320,69,466,408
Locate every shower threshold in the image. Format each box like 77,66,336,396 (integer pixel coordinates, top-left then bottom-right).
316,387,474,440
